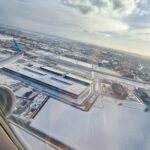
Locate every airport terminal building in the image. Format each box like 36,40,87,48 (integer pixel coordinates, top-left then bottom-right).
3,64,93,99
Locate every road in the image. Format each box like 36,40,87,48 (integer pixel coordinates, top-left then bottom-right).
44,54,149,89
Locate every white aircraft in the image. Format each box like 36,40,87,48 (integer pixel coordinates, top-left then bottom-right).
0,39,24,116
0,39,24,69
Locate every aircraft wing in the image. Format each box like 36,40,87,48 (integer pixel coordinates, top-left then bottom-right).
0,39,24,69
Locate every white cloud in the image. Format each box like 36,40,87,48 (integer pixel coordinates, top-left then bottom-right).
0,0,149,56
79,16,129,32
61,0,148,18
128,28,150,41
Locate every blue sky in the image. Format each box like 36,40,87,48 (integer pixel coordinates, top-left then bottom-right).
0,0,150,56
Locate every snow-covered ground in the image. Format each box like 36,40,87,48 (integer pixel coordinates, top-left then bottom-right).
0,34,13,41
0,73,21,86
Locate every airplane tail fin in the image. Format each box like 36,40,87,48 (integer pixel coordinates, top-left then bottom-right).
13,38,22,53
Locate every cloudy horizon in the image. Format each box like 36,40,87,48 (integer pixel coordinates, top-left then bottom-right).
0,0,150,56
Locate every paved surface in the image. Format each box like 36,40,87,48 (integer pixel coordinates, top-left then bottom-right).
29,98,150,150
45,54,150,86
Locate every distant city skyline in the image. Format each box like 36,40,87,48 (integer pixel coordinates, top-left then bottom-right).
0,0,150,56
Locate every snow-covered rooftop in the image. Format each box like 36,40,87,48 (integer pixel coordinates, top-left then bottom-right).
5,64,90,97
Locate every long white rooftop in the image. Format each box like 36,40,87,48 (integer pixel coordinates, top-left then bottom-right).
30,97,150,150
5,64,90,97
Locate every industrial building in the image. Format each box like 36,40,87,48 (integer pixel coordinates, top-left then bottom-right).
3,64,92,99
40,66,92,85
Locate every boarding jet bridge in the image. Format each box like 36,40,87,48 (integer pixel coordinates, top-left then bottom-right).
0,39,24,116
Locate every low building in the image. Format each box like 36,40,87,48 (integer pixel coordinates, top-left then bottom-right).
134,88,150,102
4,64,92,99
